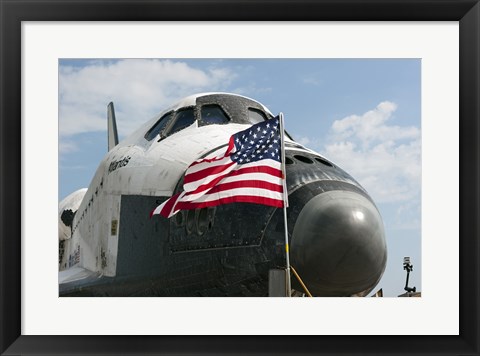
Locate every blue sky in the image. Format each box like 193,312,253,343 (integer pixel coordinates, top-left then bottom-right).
59,58,421,297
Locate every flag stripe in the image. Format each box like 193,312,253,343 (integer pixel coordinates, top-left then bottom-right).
150,191,182,218
188,137,236,169
182,187,284,203
207,181,283,194
197,171,283,191
176,196,284,210
184,160,281,192
222,164,282,178
225,136,235,155
183,179,283,201
173,195,284,211
183,162,238,193
184,160,236,185
183,165,283,198
186,155,234,174
187,156,280,178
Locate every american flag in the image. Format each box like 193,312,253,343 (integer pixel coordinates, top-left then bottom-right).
151,116,286,218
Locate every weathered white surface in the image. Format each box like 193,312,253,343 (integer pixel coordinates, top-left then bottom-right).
58,188,87,241
58,265,97,284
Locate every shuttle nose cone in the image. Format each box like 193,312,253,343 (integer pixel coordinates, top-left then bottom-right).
290,190,386,296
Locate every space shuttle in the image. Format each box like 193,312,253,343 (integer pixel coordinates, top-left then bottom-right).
59,92,387,297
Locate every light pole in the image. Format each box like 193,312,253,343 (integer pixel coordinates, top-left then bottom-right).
403,257,416,293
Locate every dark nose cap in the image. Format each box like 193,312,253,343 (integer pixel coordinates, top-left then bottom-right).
291,190,387,296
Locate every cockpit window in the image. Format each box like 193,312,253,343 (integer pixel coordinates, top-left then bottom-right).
200,105,230,126
144,112,173,141
248,108,268,124
168,108,196,135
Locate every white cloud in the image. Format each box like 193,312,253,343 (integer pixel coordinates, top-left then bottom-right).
58,140,78,154
231,84,272,97
324,101,421,205
294,135,311,146
393,200,421,230
331,101,420,149
59,164,88,171
302,77,321,86
59,59,235,137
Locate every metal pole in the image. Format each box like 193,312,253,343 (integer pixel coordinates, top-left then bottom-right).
405,270,410,291
291,266,313,297
279,113,292,297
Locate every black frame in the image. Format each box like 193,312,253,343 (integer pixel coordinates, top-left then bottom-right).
1,0,478,355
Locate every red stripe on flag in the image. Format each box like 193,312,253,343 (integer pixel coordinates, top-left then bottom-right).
226,165,283,179
187,180,283,197
188,156,225,169
225,136,235,155
184,160,236,184
174,195,284,211
188,137,236,169
188,153,229,169
183,165,282,197
158,192,181,218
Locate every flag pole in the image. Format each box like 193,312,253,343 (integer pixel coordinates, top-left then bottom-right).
279,112,292,297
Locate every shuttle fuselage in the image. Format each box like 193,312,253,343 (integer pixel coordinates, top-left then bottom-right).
59,93,387,297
